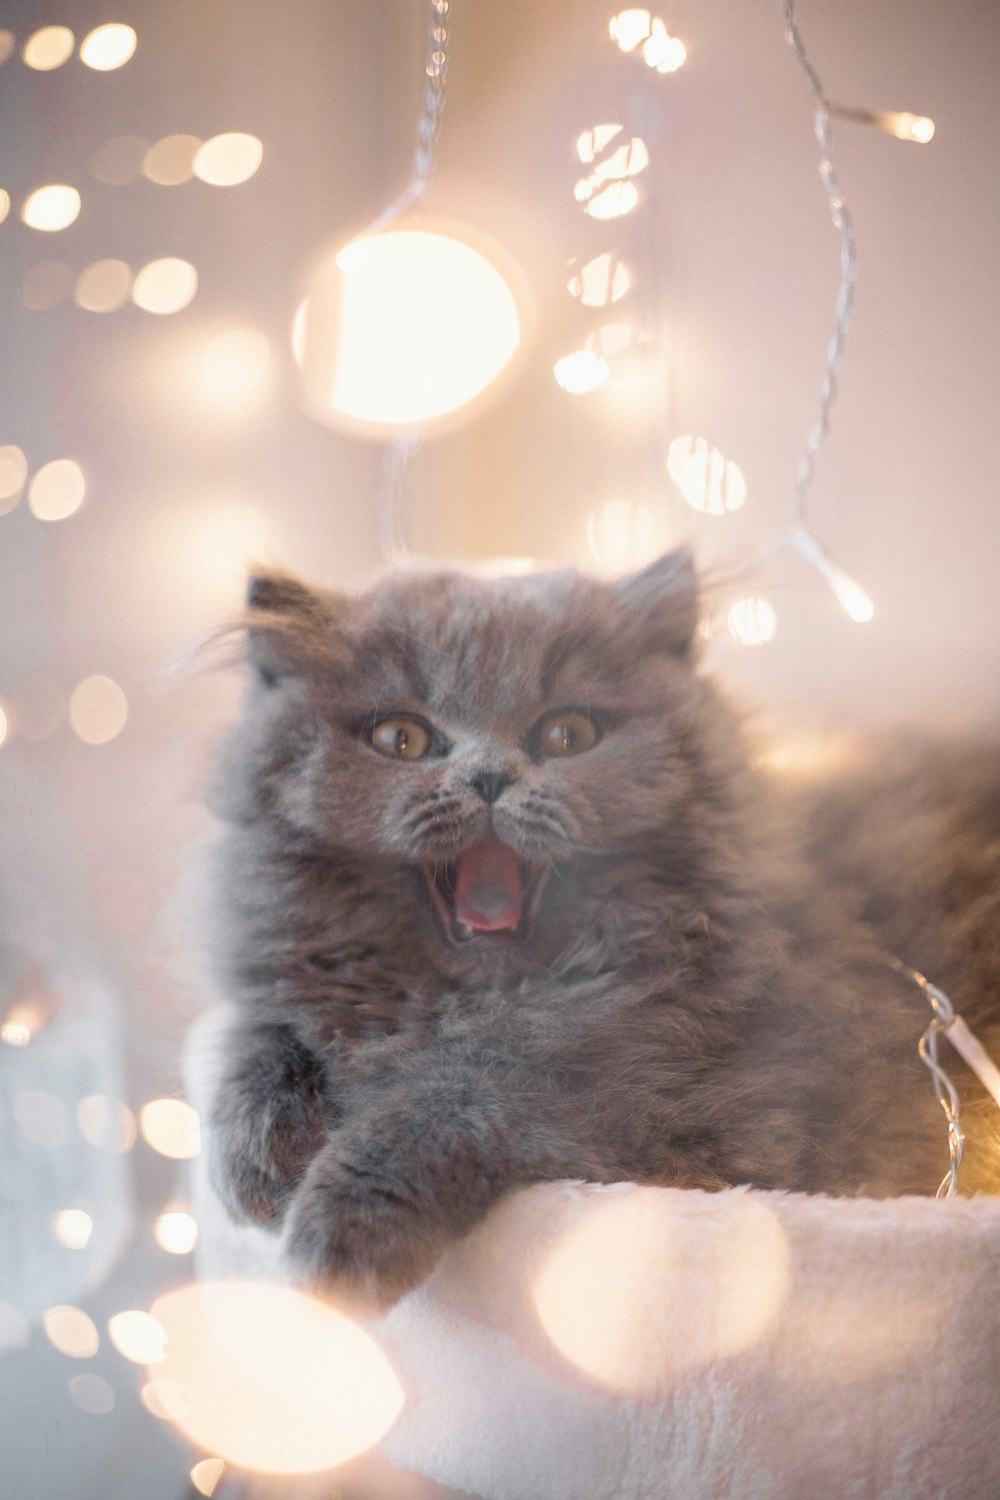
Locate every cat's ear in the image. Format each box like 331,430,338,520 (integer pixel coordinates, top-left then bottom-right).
612,547,699,658
243,568,349,685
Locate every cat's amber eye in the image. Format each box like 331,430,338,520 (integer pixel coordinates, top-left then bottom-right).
369,717,433,761
535,710,599,759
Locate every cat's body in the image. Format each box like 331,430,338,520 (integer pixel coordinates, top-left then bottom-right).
201,553,1000,1308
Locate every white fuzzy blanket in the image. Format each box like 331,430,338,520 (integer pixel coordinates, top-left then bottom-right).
185,1010,1000,1500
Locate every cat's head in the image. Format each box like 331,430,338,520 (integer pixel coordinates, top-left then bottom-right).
210,551,735,949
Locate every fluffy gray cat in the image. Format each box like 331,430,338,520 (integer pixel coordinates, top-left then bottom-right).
201,550,1000,1310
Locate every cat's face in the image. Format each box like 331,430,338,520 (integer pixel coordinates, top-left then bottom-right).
213,551,715,951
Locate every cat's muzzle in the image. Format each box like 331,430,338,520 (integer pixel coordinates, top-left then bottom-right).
421,834,550,945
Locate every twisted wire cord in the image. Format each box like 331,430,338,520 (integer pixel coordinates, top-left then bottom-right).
890,959,966,1198
778,2,859,535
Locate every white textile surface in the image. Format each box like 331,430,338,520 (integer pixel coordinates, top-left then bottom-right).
185,1009,1000,1500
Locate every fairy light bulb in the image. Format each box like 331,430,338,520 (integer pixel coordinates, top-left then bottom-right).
554,350,609,395
727,597,777,646
791,530,874,624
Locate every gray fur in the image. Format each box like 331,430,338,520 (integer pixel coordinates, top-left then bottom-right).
200,551,1000,1311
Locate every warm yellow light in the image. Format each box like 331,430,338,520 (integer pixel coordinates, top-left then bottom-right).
0,31,14,65
533,1188,789,1393
78,1095,137,1153
567,252,630,307
575,123,624,163
74,259,132,313
68,1373,116,1414
132,258,198,315
155,1208,199,1256
609,9,652,52
23,26,74,71
198,329,271,408
147,1281,405,1473
898,113,935,143
142,134,202,186
582,180,639,219
0,1302,29,1350
68,675,129,745
28,458,86,521
141,1379,193,1422
727,596,777,646
0,189,9,224
191,1459,226,1497
297,229,521,432
22,184,81,232
108,1310,169,1365
54,1210,94,1249
668,435,747,514
139,1098,201,1160
43,1305,100,1359
91,134,149,185
0,444,28,509
829,567,875,622
1,1018,30,1045
643,19,686,73
79,24,137,71
20,259,72,310
0,705,8,751
193,133,264,187
553,349,609,395
586,498,670,574
754,729,860,779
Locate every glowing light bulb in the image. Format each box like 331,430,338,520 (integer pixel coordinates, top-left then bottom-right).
554,350,609,395
829,567,875,622
28,459,86,521
132,258,198,315
142,135,202,186
609,9,653,52
297,228,521,432
567,253,631,307
193,133,263,186
21,185,81,232
22,26,74,70
54,1210,94,1249
139,1099,201,1159
643,20,686,73
896,113,935,144
155,1208,198,1255
79,24,137,71
727,596,777,645
668,436,747,514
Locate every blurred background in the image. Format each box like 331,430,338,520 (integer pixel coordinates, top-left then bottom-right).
0,1,997,1496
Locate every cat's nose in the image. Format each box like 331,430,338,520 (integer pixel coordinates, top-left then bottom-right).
470,771,513,805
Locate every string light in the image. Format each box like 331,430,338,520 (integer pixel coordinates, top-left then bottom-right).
108,1310,168,1364
22,26,75,71
28,459,86,521
43,1305,100,1359
0,445,28,512
78,24,137,72
727,597,778,646
21,185,81,232
68,675,129,745
132,258,198,315
142,135,202,186
667,436,748,515
53,1210,94,1249
74,259,133,313
0,31,14,65
155,1207,198,1255
139,1098,201,1159
193,133,263,187
609,11,686,72
830,104,935,144
190,1460,226,1497
567,252,631,306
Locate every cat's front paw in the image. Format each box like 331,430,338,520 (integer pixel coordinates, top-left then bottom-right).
282,1139,447,1313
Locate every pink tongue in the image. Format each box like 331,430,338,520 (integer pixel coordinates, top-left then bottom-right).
454,836,524,932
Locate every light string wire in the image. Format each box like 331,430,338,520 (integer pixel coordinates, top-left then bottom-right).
771,2,869,616
375,0,452,561
890,959,966,1197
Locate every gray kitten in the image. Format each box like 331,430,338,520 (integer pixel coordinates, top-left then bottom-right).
201,551,1000,1310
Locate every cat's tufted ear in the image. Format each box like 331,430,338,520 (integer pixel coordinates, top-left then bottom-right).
612,547,699,658
243,568,349,685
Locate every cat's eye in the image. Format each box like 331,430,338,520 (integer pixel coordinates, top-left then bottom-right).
369,716,433,761
534,710,600,759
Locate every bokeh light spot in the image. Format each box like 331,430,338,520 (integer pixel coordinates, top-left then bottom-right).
191,1459,226,1497
728,596,778,645
68,675,129,746
193,133,263,187
0,31,14,65
534,1189,788,1393
78,1095,137,1153
0,444,28,511
23,26,75,71
69,1373,116,1414
567,253,630,307
668,435,747,515
0,707,9,754
22,184,81,232
297,229,521,431
20,259,72,310
54,1210,94,1249
108,1310,169,1365
28,458,86,521
553,349,609,395
0,189,9,223
74,258,132,312
582,180,639,220
147,1281,405,1473
142,135,202,186
132,257,198,315
43,1305,100,1359
141,1379,193,1422
139,1098,201,1160
642,18,687,72
155,1208,199,1255
79,24,137,71
830,568,875,623
0,1301,30,1350
91,135,149,185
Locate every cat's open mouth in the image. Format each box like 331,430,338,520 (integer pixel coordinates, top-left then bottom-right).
422,834,549,944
